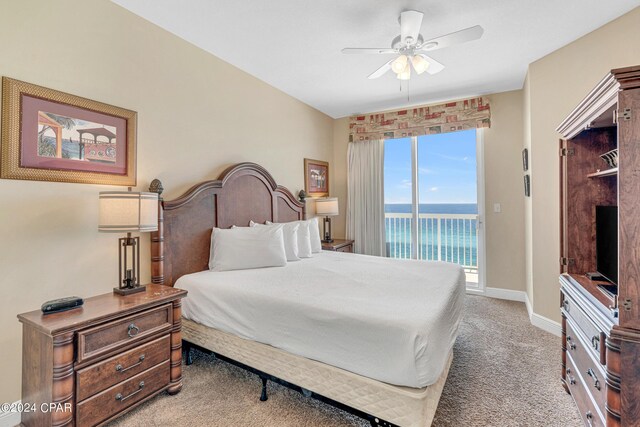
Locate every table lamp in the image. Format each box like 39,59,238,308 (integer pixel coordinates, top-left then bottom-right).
99,190,158,295
315,197,339,243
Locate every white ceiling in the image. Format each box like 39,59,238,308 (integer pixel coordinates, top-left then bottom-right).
111,0,639,118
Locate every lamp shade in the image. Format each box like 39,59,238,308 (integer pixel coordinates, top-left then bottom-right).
397,62,411,80
315,197,339,216
99,191,158,232
391,55,408,74
411,55,430,75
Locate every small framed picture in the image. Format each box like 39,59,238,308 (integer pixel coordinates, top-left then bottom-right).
304,158,329,198
522,148,529,171
524,174,531,197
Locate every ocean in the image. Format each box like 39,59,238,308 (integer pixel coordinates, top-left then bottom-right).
385,203,478,267
385,203,478,214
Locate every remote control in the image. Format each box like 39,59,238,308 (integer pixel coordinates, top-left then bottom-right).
41,296,84,315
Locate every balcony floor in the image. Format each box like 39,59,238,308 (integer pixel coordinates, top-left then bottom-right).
465,270,479,287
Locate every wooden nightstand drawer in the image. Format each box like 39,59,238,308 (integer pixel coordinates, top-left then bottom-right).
76,334,171,401
336,244,353,253
76,360,170,426
77,304,173,364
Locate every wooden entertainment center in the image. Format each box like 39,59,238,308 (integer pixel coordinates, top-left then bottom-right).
557,65,640,426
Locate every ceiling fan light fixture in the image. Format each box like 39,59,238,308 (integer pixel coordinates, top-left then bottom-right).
421,41,438,50
391,55,408,74
411,55,430,75
397,63,411,80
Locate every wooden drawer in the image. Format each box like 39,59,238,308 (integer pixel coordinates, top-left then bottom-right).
76,360,170,426
76,335,170,401
562,292,606,364
336,244,353,253
566,318,607,413
77,304,172,363
566,353,605,427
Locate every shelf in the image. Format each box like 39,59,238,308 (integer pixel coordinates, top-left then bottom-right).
587,167,618,178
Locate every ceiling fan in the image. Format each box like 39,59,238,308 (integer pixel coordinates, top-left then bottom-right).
342,10,483,80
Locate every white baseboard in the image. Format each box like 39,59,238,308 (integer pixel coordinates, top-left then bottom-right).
482,286,561,337
525,293,561,337
0,401,21,427
485,287,527,302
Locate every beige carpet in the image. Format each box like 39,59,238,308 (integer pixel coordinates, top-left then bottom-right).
110,295,582,427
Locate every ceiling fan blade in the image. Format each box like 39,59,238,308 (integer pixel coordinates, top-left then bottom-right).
368,59,394,79
400,10,423,44
419,54,445,75
342,47,397,54
419,25,484,51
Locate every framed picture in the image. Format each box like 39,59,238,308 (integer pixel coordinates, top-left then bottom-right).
304,158,329,198
524,174,530,197
1,77,137,186
522,148,529,171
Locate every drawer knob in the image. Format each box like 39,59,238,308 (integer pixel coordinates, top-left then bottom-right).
586,368,601,391
586,411,594,426
566,336,576,350
115,381,145,402
115,354,146,373
127,323,140,338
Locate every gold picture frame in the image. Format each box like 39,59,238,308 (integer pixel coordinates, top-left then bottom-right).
304,158,329,198
1,77,137,186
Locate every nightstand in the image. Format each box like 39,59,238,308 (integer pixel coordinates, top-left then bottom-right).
17,284,187,427
321,239,354,253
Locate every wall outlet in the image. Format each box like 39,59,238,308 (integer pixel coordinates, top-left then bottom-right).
493,203,501,213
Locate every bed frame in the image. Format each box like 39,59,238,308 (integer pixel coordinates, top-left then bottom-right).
148,163,450,427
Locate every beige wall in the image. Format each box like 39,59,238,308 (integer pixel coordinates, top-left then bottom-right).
331,117,350,239
0,0,333,403
523,74,534,304
483,91,525,292
525,7,640,321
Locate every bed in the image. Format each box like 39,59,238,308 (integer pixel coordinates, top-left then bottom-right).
148,163,465,427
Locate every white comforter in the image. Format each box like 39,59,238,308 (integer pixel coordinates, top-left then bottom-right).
178,251,465,388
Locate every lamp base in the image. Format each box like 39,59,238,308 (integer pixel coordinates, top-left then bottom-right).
321,239,334,243
113,285,146,296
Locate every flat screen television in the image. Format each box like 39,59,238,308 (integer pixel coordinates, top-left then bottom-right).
596,205,618,285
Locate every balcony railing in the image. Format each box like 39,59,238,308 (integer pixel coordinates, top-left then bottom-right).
385,213,478,271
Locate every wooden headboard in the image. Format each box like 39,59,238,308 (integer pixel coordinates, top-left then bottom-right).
148,163,305,286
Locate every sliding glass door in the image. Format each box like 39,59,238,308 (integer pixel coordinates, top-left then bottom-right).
384,129,484,289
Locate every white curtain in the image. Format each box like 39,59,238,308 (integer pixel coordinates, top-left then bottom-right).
346,139,386,256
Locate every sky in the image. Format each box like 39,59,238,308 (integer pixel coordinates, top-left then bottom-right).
384,129,478,204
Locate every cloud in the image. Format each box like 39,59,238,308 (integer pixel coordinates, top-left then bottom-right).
418,167,435,175
429,187,438,192
434,153,472,163
398,179,412,189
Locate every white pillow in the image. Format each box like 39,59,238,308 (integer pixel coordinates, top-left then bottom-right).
208,226,287,271
308,217,322,253
267,220,312,258
250,220,300,261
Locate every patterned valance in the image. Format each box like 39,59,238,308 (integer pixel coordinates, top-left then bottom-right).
348,97,490,142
